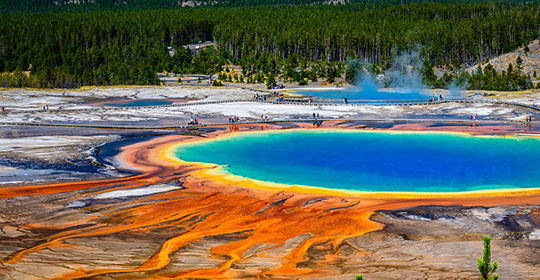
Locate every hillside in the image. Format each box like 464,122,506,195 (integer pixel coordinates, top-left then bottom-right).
467,40,540,80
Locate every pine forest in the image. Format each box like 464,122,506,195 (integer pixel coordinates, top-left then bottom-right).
1,0,539,90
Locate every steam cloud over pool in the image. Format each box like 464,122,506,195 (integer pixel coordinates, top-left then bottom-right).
172,130,540,193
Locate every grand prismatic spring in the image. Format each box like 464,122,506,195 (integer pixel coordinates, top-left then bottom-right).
2,123,540,279
170,130,540,193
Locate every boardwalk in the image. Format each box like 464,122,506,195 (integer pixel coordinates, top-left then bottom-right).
0,97,538,129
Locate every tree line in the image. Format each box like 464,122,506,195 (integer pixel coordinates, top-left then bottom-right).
2,0,528,13
1,2,539,89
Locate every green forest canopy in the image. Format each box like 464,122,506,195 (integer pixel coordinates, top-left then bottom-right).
1,0,531,13
0,1,539,89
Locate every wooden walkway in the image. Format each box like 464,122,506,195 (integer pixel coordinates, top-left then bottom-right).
0,97,538,130
0,117,537,130
1,97,539,114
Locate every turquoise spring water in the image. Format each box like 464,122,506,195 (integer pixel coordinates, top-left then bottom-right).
104,99,173,107
293,79,437,100
294,88,432,100
172,130,540,193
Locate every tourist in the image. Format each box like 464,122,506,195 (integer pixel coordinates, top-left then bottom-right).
313,112,316,119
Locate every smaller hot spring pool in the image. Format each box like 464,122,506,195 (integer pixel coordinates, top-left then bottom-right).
103,99,174,107
293,88,436,101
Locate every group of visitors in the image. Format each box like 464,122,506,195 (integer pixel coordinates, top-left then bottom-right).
312,112,320,119
188,117,199,125
271,83,285,90
253,94,267,101
275,96,284,102
428,95,443,102
470,114,479,121
229,115,240,123
526,115,534,122
260,115,269,121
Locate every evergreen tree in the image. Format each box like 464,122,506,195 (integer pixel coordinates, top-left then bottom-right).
516,56,523,72
326,66,337,83
421,59,438,88
344,58,365,84
265,72,276,89
477,235,499,280
311,72,318,82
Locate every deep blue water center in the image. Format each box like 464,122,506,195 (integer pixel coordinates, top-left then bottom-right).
173,130,540,193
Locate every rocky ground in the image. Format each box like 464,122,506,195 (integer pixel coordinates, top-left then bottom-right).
0,85,539,279
1,86,539,126
353,206,540,279
0,176,539,280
